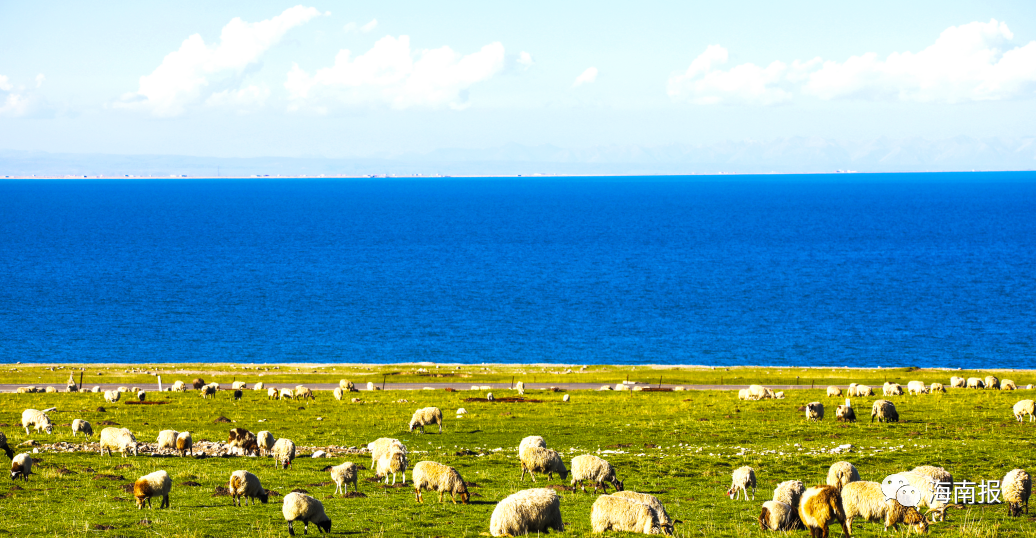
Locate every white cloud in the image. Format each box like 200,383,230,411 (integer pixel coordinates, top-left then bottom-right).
205,85,270,110
573,67,597,87
0,75,11,92
286,35,505,111
35,74,45,88
0,73,48,117
343,22,357,33
517,51,533,68
115,6,323,116
361,19,378,33
669,19,1036,105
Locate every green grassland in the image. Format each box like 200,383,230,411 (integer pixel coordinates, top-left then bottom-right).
0,367,1034,537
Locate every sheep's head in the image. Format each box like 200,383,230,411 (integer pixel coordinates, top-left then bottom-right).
457,484,470,504
904,506,929,533
134,495,147,509
131,442,139,456
558,469,569,480
258,489,270,504
726,485,737,499
315,519,332,534
44,423,54,434
408,421,417,432
613,479,625,491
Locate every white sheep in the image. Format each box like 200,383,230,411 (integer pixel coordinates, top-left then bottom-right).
563,394,571,402
950,376,966,388
253,382,265,391
570,454,624,493
176,431,193,457
339,379,355,391
21,408,55,435
519,446,568,482
613,491,675,534
295,385,314,400
229,469,269,506
883,382,904,396
227,427,259,456
835,399,857,423
279,388,294,401
871,399,899,423
907,381,928,395
104,390,121,403
156,430,179,451
367,381,376,391
257,431,275,456
268,387,279,400
826,461,859,492
368,438,408,468
330,462,358,495
1002,379,1018,391
966,377,985,389
826,386,842,397
91,386,101,393
590,494,667,535
134,470,172,509
117,386,129,393
1015,400,1036,422
985,375,1000,389
900,470,951,521
272,438,296,469
232,381,247,390
759,500,799,531
170,380,187,392
489,488,564,536
841,480,928,535
850,384,874,397
100,427,139,457
747,385,774,400
727,466,756,500
516,381,525,395
200,385,216,399
412,461,469,503
518,436,547,454
798,485,850,538
929,383,946,393
1003,468,1031,517
10,453,32,481
408,407,444,433
282,492,332,536
333,387,344,401
136,391,146,402
737,388,750,401
376,447,408,485
71,419,93,438
805,402,824,421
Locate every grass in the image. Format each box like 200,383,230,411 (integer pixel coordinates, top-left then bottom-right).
0,366,1034,537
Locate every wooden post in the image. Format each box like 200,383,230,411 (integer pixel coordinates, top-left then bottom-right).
658,376,662,389
510,376,514,389
79,371,84,391
811,380,814,389
382,375,387,391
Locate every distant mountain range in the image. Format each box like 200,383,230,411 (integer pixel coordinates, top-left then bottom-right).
2,136,1035,177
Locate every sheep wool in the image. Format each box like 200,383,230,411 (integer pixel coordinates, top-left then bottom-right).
100,427,139,457
759,500,799,532
71,419,94,438
1015,400,1036,422
967,377,985,389
910,465,952,487
104,390,121,403
282,492,332,536
907,381,928,395
21,408,55,435
727,466,756,500
333,387,344,401
871,400,899,423
489,488,564,536
376,448,408,485
257,431,275,456
267,387,279,399
900,471,951,521
0,432,13,460
134,470,172,509
516,381,525,395
272,438,297,469
408,407,444,433
518,435,547,454
835,399,856,423
339,379,355,391
253,382,264,391
929,382,946,393
612,491,675,534
841,481,927,535
227,427,259,456
175,431,193,457
232,381,247,390
519,446,568,482
170,380,187,392
1002,379,1018,391
10,453,32,481
985,376,1000,389
279,388,294,401
412,461,469,503
156,430,179,451
229,470,269,506
773,480,806,508
826,386,842,397
330,462,358,495
368,438,408,468
826,461,860,492
805,402,824,422
590,494,666,535
200,385,216,398
950,376,966,388
295,386,314,400
737,388,750,401
882,382,904,397
1003,469,1031,517
571,454,624,494
798,485,849,538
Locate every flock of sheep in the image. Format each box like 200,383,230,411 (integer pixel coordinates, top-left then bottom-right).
4,373,1034,536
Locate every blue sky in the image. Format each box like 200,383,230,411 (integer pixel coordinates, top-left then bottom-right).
1,1,1035,158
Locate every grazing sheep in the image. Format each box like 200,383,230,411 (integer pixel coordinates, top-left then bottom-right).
1003,469,1031,517
136,391,146,402
282,492,332,536
519,446,568,482
950,376,966,388
376,448,408,485
368,438,408,468
747,385,775,400
883,382,904,396
900,471,951,522
367,381,376,391
1002,379,1018,391
487,392,495,401
570,454,624,493
117,386,129,393
330,462,358,495
104,390,121,403
590,494,666,535
727,466,756,501
737,388,750,401
929,383,946,393
850,384,874,397
333,387,344,401
1015,400,1036,422
253,382,264,391
516,381,525,395
412,461,469,503
279,388,294,401
613,491,675,534
826,461,860,492
156,430,179,450
835,400,856,423
171,380,187,392
232,390,242,401
71,419,94,438
985,375,1000,389
489,488,564,536
10,453,32,481
133,470,172,509
200,385,217,399
826,386,842,397
339,379,355,391
295,385,314,400
519,436,547,454
966,377,985,389
806,402,824,421
100,427,139,457
21,408,55,435
191,378,206,389
408,407,444,433
257,431,275,456
774,480,806,508
760,500,800,531
175,431,193,457
232,381,247,390
229,469,269,506
798,485,849,538
840,480,928,535
907,381,928,395
227,427,259,456
267,387,279,400
0,432,14,460
272,438,297,469
774,391,785,399
91,386,101,393
911,465,952,485
871,399,899,423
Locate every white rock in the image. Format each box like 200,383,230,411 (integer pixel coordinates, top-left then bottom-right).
312,450,327,458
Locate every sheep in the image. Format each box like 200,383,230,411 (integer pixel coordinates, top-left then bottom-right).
773,480,806,508
519,435,547,454
376,447,408,485
489,488,564,536
133,470,172,509
21,408,55,435
229,469,269,506
368,438,408,468
1015,400,1036,422
775,391,785,399
232,381,247,390
727,466,756,500
100,427,139,457
590,494,666,535
268,387,279,400
1002,379,1018,391
170,380,187,392
907,381,928,395
883,382,904,396
950,376,966,388
900,470,951,522
367,381,376,391
232,390,243,401
339,379,355,391
104,390,121,403
911,465,953,489
929,382,946,393
71,419,94,438
871,399,899,423
613,491,675,534
227,427,259,456
747,385,774,400
253,381,264,391
10,453,32,481
333,387,344,401
91,386,101,393
191,378,205,389
408,407,444,433
412,461,469,503
272,438,296,469
200,384,218,398
850,384,874,397
966,377,985,389
0,432,13,460
279,388,295,401
156,430,179,451
282,492,332,536
136,391,146,402
798,485,849,538
985,375,1000,389
737,388,750,401
826,386,842,397
117,386,129,393
760,500,800,531
487,392,495,401
257,431,275,456
295,385,314,400
570,454,624,493
826,461,860,492
330,462,358,495
806,402,824,422
519,446,568,482
175,431,193,457
1003,468,1031,517
840,480,928,535
835,399,856,423
516,381,525,395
